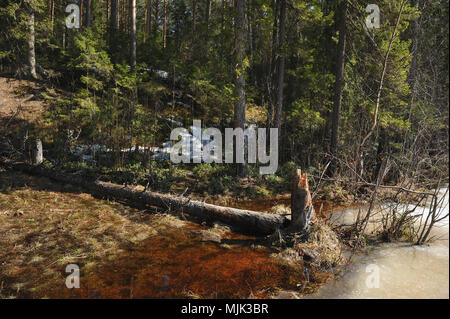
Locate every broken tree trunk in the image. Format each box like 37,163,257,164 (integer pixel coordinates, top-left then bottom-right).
1,159,288,236
289,169,314,232
32,139,43,165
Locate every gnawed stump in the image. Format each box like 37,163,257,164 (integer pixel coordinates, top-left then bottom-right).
289,169,315,232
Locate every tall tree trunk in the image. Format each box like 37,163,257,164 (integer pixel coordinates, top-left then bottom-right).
146,0,153,36
28,10,37,80
266,0,279,129
154,0,159,32
48,0,54,32
51,0,55,28
234,0,246,177
111,0,118,29
206,0,211,29
80,0,83,29
273,0,286,130
247,0,253,60
163,0,167,48
107,0,110,20
221,0,225,30
121,0,126,31
330,0,347,174
130,0,137,70
86,0,92,27
192,0,197,33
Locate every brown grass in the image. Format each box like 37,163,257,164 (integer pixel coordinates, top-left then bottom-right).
0,169,190,298
0,169,330,299
0,77,48,124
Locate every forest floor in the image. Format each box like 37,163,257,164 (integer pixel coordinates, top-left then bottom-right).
0,169,338,299
0,76,425,299
0,76,49,124
0,77,336,298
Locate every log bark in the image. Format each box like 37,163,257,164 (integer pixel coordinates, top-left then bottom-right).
1,159,288,236
289,169,314,231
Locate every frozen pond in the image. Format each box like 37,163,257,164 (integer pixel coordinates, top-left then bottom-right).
308,187,449,299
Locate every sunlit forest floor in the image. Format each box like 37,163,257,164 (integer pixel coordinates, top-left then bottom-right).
0,169,335,299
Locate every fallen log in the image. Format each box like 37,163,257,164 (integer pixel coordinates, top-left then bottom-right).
0,159,288,236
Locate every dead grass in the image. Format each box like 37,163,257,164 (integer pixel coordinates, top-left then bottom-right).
0,77,48,124
294,221,346,269
0,169,190,298
0,169,342,299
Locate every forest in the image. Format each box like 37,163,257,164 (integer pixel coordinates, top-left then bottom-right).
0,0,448,300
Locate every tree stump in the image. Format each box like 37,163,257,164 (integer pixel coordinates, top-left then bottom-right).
32,139,43,165
289,169,314,232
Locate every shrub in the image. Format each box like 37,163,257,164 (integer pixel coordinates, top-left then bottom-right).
278,161,299,182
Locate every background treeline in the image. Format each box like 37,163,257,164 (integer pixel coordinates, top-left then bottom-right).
0,0,448,196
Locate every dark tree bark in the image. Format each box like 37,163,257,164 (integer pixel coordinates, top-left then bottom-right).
48,0,54,31
86,0,92,27
111,0,118,29
154,0,159,32
163,0,167,48
266,0,279,129
205,0,211,29
273,0,286,130
80,0,83,29
146,0,153,35
234,0,247,177
330,0,347,174
247,0,253,66
221,0,225,30
130,0,137,69
192,0,197,33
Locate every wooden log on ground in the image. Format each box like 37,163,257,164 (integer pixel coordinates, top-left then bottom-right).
289,169,315,232
0,159,288,236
